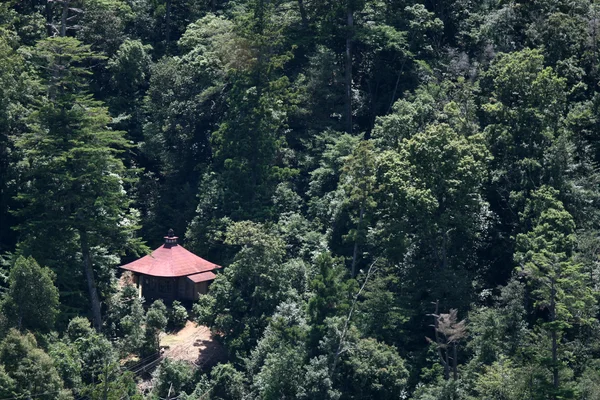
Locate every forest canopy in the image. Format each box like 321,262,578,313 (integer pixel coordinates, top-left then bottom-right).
2,0,600,399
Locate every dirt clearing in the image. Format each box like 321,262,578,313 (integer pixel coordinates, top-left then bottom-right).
160,321,224,367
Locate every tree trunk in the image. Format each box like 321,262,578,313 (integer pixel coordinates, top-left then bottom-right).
331,260,378,378
432,300,450,380
444,344,451,380
60,0,69,37
17,305,23,331
441,230,448,270
297,0,308,29
80,229,103,331
45,0,54,37
165,0,172,44
552,329,558,395
102,363,109,400
452,342,458,380
351,201,365,277
344,3,353,134
550,278,558,398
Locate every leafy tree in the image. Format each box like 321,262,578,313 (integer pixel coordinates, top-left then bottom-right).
467,279,528,367
85,362,142,400
76,0,130,56
48,339,82,390
66,316,95,342
66,317,117,384
578,361,600,400
298,355,340,400
247,301,309,400
208,363,246,400
376,122,490,311
143,299,168,356
211,0,297,220
195,221,307,358
106,282,146,354
141,14,235,239
480,48,570,257
307,132,361,234
470,357,525,400
0,329,68,400
170,300,188,330
151,358,194,399
342,338,408,400
0,27,29,254
1,255,59,332
106,39,152,146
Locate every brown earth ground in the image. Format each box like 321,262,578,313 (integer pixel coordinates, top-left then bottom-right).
160,320,225,367
136,321,225,394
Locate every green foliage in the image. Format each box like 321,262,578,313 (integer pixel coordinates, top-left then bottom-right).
170,300,188,330
298,355,340,400
467,279,528,366
106,283,146,354
108,40,152,93
340,140,378,275
0,27,29,254
144,299,168,356
67,316,95,342
15,36,144,328
308,253,352,352
376,120,490,311
84,362,142,400
1,256,59,332
151,358,194,399
247,301,309,399
515,186,596,396
482,49,568,211
209,363,246,400
343,338,408,399
6,1,600,399
0,329,67,400
516,187,595,330
18,37,139,245
195,221,307,358
76,330,117,384
48,340,82,390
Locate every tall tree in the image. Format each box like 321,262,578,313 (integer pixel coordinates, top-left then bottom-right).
211,0,296,220
481,49,568,238
0,26,29,254
340,140,377,276
15,37,142,331
376,122,490,310
516,186,596,398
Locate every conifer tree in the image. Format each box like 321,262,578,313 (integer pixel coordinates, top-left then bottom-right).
341,140,377,276
15,37,142,331
516,186,596,398
1,256,59,332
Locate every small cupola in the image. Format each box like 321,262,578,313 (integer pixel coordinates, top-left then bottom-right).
164,229,178,247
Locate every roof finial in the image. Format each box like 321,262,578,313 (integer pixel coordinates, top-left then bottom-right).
165,229,178,246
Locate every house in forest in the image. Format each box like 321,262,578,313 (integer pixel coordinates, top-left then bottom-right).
120,230,221,303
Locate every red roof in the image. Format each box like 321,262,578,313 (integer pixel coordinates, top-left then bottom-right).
120,240,221,278
187,271,217,283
